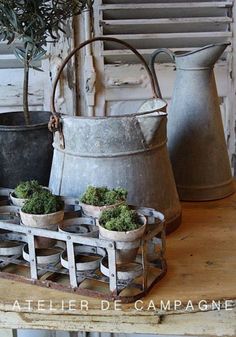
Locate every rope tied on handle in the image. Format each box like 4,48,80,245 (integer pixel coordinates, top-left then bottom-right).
48,113,65,149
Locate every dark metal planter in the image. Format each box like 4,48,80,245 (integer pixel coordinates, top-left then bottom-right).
0,111,53,188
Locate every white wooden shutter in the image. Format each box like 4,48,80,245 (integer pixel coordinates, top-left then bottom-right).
99,0,232,63
43,20,77,116
92,0,232,103
0,42,45,112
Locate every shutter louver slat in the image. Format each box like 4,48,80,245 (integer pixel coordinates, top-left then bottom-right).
102,17,232,34
97,1,233,64
100,1,233,10
103,0,232,4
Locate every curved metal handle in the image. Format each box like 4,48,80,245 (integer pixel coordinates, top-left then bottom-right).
149,48,175,99
51,37,161,113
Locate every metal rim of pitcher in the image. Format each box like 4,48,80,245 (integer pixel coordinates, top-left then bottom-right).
174,42,231,58
149,42,231,99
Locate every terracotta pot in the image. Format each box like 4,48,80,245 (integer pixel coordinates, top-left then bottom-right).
97,214,146,264
10,187,50,208
20,222,58,249
80,201,124,218
20,210,64,228
20,210,64,248
10,192,27,207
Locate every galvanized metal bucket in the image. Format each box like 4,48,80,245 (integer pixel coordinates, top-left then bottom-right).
49,37,181,234
150,43,234,201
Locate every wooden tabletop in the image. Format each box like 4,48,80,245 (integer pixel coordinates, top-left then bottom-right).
0,192,236,336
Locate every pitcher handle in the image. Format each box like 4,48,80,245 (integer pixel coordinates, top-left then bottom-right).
149,49,175,99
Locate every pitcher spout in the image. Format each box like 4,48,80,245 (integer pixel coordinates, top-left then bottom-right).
175,42,230,69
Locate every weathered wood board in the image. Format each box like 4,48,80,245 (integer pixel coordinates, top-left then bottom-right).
0,189,236,335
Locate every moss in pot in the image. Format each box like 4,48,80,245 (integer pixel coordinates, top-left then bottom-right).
20,189,64,248
80,186,128,218
97,204,146,264
10,180,45,207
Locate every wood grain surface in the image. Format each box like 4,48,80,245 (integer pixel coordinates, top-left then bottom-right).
0,191,235,335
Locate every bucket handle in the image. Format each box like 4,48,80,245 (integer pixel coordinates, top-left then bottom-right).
49,37,165,150
149,48,175,99
51,36,161,114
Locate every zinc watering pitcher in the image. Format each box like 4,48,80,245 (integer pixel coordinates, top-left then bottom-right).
150,43,234,201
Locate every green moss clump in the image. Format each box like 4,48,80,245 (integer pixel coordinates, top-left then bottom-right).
14,180,43,199
80,186,127,206
100,204,141,232
21,190,64,215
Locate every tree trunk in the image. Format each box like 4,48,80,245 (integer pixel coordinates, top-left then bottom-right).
23,58,30,125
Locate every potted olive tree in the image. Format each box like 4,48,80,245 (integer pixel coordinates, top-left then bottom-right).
0,0,90,188
97,204,146,264
80,186,128,218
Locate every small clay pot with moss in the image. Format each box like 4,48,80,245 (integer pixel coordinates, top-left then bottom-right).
97,204,146,264
10,180,47,207
80,186,127,218
20,189,64,248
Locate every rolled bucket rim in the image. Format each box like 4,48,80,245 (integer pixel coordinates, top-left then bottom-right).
0,111,51,131
57,98,167,120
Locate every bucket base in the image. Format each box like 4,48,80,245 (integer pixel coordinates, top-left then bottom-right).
166,212,182,235
177,179,235,201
